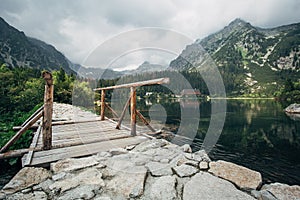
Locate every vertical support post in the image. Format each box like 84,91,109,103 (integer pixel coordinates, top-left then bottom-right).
130,87,136,136
100,89,106,120
42,71,53,150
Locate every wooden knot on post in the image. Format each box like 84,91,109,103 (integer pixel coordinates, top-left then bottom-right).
42,71,53,86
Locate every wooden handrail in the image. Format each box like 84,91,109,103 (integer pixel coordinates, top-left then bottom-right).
94,77,169,91
95,77,170,136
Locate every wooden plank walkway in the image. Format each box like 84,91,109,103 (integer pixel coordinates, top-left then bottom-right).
23,118,149,167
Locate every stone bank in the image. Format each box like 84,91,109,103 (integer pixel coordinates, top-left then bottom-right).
1,139,299,200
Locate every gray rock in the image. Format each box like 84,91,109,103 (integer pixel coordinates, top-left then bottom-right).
183,172,255,200
149,176,177,200
171,154,198,167
32,179,54,192
262,182,300,200
132,153,152,166
145,162,173,176
109,148,128,156
49,168,104,193
132,139,169,152
50,157,99,173
260,190,277,200
160,158,170,163
0,192,5,200
173,164,199,177
105,166,147,199
97,151,112,158
2,167,51,194
52,172,67,181
180,144,192,153
285,103,300,113
7,191,48,200
199,161,209,170
209,160,262,190
57,185,100,200
94,197,112,200
251,190,277,200
192,149,211,162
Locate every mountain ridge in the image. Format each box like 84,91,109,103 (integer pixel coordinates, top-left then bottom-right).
0,17,75,74
170,18,300,96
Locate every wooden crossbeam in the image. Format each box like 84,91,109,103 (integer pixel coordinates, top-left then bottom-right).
0,110,43,153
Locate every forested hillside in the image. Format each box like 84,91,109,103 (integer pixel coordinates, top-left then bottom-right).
170,19,300,97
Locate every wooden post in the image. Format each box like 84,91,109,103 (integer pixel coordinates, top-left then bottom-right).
42,71,53,150
100,90,106,120
130,87,136,136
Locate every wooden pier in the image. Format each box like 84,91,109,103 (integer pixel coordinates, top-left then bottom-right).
22,116,149,167
0,72,169,167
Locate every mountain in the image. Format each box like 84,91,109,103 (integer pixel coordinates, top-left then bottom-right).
170,18,300,96
0,17,74,74
121,61,168,75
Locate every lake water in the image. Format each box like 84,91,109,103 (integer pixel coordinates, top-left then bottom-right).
137,98,300,185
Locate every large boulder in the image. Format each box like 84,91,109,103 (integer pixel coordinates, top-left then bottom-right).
261,183,300,200
2,167,51,194
183,172,255,200
285,103,300,113
209,160,262,190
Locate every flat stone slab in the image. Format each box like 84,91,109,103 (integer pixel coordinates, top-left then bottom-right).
2,167,51,194
183,172,255,200
51,157,99,173
145,162,173,176
209,160,262,190
148,176,177,200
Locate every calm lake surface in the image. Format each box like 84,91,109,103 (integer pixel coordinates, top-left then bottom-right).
138,98,300,185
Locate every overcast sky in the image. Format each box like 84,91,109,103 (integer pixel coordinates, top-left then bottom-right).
1,0,300,69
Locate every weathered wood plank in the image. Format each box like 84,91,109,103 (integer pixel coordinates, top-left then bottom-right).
23,124,42,166
30,136,148,166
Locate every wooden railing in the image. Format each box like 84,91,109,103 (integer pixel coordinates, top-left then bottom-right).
0,74,169,159
0,71,53,155
94,77,170,136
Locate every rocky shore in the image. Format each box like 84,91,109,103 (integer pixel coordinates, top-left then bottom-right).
1,139,299,200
